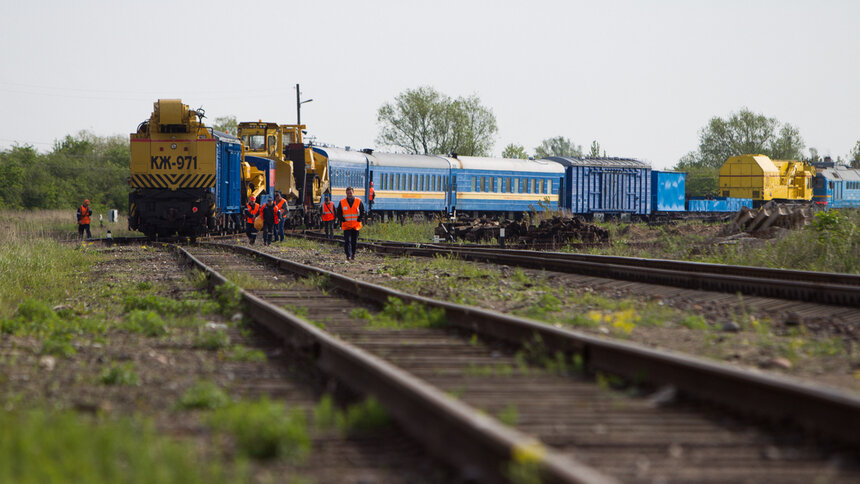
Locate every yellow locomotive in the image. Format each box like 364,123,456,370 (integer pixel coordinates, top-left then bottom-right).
719,154,814,204
129,99,275,237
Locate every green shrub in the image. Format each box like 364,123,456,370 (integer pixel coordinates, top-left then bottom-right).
99,362,140,386
313,395,391,436
122,310,167,337
226,346,267,363
352,297,447,330
680,314,709,330
213,283,242,316
194,328,230,351
176,381,231,410
208,398,310,461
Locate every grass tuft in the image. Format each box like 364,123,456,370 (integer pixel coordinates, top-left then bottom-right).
208,398,310,461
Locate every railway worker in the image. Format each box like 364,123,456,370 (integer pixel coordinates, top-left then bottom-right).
368,181,375,211
77,199,93,239
261,198,276,246
336,186,365,261
320,193,335,239
244,196,260,245
273,192,287,242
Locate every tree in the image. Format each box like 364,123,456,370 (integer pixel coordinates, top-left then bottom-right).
376,86,497,156
850,141,860,169
534,136,583,159
213,116,237,136
694,108,805,169
501,144,528,159
588,140,602,157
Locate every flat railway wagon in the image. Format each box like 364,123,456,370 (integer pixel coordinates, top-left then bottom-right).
812,160,860,209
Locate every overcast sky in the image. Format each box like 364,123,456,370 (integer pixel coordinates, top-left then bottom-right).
1,0,858,169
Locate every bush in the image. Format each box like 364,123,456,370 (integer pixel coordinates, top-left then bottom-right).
122,310,167,337
208,398,310,461
176,381,231,410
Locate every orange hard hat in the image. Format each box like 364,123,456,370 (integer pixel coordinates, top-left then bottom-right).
84,199,90,203
249,196,256,202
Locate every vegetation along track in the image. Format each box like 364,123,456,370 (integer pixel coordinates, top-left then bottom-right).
178,241,860,483
296,232,860,308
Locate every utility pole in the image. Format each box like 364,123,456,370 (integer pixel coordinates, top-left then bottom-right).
296,84,313,126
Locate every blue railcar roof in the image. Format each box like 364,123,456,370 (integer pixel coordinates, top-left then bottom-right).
546,156,651,169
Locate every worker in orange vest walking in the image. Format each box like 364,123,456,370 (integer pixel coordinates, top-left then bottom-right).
273,192,287,242
368,181,375,212
77,199,93,239
335,186,365,261
320,193,336,239
244,196,260,245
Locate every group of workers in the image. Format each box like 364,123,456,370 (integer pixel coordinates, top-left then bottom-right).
243,183,371,260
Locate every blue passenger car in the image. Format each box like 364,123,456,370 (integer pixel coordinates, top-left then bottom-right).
813,163,860,209
312,146,370,206
548,157,652,217
368,152,454,215
445,156,565,216
651,171,686,212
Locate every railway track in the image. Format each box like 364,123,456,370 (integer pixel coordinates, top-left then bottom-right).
294,231,860,308
175,241,860,483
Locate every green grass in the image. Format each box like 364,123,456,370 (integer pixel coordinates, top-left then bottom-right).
361,219,437,242
123,294,217,317
175,381,231,410
313,394,391,436
194,327,230,350
497,404,519,426
0,409,242,483
225,345,267,363
121,310,167,336
0,238,100,319
208,397,310,461
99,362,140,386
350,297,447,330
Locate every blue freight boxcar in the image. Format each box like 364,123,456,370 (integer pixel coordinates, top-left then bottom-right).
651,171,686,212
548,157,651,216
687,197,752,212
213,130,243,222
243,155,277,205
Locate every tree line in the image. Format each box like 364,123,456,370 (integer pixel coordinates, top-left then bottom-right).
0,132,130,211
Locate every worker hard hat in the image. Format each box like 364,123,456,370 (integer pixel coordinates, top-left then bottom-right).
370,181,373,186
249,196,256,202
84,199,90,203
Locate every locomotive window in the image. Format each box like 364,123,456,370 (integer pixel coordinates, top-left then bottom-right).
471,177,476,192
479,177,485,192
529,178,535,193
496,177,502,192
245,135,265,151
267,136,276,153
829,182,834,189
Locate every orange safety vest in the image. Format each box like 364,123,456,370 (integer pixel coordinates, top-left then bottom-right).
369,186,375,201
79,205,91,225
245,202,260,224
274,199,286,224
340,197,362,231
321,201,335,221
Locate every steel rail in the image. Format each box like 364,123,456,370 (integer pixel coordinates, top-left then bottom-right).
292,232,860,307
174,244,613,484
204,241,860,449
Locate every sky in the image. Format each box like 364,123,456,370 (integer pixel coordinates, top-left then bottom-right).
1,0,858,169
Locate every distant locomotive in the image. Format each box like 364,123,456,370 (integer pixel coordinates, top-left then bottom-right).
812,159,860,209
128,99,274,237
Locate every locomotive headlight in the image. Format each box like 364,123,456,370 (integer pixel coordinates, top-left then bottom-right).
171,143,177,149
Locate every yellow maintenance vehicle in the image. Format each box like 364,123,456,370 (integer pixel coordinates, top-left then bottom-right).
719,154,814,205
237,121,329,226
129,99,278,237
